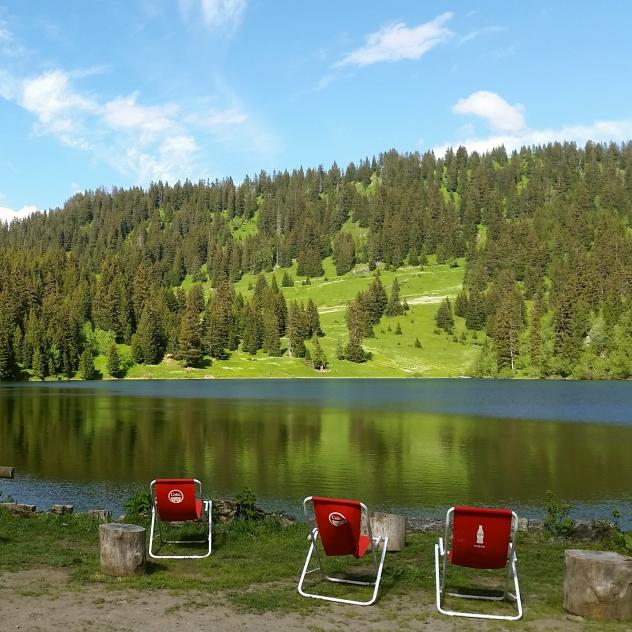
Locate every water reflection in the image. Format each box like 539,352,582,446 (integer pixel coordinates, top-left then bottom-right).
0,381,631,514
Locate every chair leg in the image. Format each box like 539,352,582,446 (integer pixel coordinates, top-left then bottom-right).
298,536,387,606
148,501,213,560
434,542,522,621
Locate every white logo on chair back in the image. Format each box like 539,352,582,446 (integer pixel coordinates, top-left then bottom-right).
475,524,485,547
168,489,184,504
328,511,347,527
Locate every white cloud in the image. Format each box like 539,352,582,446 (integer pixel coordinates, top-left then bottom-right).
453,90,525,133
436,92,632,156
459,25,506,45
179,0,247,28
19,71,97,148
204,108,248,127
335,13,453,67
0,25,279,190
0,205,39,224
103,94,177,141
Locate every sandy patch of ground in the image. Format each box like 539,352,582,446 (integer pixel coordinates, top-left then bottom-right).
0,569,596,632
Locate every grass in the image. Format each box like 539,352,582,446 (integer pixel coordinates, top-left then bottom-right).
1,508,630,628
98,258,478,380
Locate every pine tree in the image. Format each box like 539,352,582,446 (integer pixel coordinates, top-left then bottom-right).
135,303,167,364
176,294,204,367
435,298,454,333
529,292,543,372
0,306,17,380
306,299,323,337
241,304,263,355
107,344,121,378
384,277,404,316
414,337,422,348
204,277,233,359
343,301,367,362
287,302,306,358
310,335,328,371
32,347,46,380
78,347,98,380
281,271,293,287
395,321,403,335
262,308,281,356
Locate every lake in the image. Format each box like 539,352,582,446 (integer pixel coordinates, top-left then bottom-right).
1,379,631,522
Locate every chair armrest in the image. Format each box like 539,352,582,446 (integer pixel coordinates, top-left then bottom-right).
437,536,446,556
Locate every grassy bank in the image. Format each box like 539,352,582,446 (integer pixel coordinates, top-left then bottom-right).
0,508,629,629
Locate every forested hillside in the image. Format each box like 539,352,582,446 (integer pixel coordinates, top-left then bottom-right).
1,141,632,380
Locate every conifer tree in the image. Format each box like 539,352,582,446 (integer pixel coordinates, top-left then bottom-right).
281,271,293,287
343,301,367,362
204,277,233,359
0,306,17,380
306,299,323,337
262,308,281,356
78,347,98,380
32,347,46,380
384,277,404,316
176,293,204,367
107,343,121,378
241,304,263,355
435,298,454,334
310,334,328,371
135,303,167,364
287,302,306,357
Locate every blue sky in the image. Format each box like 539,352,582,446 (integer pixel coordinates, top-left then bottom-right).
1,1,632,220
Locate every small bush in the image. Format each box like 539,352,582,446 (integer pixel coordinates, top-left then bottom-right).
124,490,152,519
235,487,261,521
543,490,573,538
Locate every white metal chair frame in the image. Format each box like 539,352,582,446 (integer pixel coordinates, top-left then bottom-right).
434,507,523,621
297,496,388,606
148,479,213,560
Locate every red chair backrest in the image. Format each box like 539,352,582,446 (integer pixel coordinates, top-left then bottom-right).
312,496,363,557
450,506,513,569
154,479,198,521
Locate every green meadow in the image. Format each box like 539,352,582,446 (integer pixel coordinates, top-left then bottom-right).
96,255,480,380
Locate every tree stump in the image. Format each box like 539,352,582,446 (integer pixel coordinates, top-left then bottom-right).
0,466,14,479
369,512,406,552
99,523,146,577
564,549,632,620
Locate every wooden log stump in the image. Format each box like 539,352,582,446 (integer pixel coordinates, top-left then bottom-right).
564,549,632,621
369,512,406,552
0,466,15,479
99,523,146,577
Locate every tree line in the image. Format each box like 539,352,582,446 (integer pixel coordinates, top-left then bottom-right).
2,140,632,379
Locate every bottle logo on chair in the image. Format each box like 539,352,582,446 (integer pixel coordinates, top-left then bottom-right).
328,512,347,527
475,524,485,548
168,489,184,504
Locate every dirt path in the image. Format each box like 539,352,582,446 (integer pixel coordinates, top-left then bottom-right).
0,569,616,631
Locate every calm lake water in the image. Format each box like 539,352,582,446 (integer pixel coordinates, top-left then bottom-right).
1,379,631,521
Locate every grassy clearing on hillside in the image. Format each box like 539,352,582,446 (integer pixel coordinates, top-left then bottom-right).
82,259,481,379
0,508,629,629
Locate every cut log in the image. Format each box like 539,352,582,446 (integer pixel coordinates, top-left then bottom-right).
564,549,632,621
0,502,36,515
99,523,146,577
88,509,112,523
50,504,74,515
369,512,406,552
0,466,14,479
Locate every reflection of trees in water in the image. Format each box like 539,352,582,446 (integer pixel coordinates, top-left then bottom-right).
2,386,632,505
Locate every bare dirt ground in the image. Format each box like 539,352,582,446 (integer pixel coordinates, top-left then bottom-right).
0,569,627,632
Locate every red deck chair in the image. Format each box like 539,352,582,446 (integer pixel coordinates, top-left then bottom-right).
297,496,388,606
149,479,212,559
434,506,522,620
